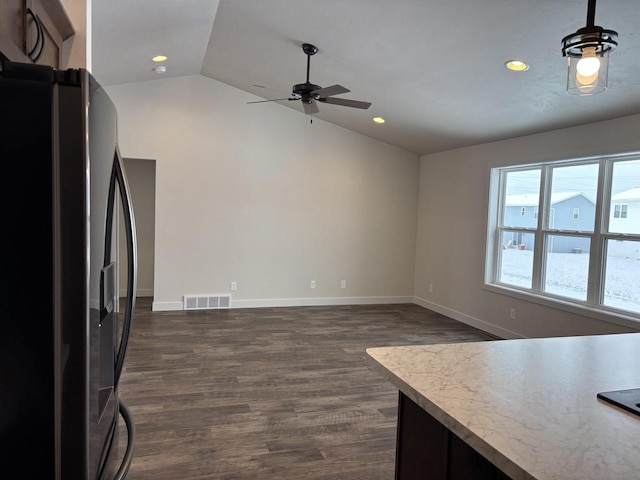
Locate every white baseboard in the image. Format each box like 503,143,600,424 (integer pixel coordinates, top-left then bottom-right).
413,296,525,339
151,295,413,311
231,296,414,309
152,301,183,311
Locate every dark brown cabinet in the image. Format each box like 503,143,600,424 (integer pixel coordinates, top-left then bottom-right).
0,0,74,68
448,433,511,480
396,392,449,478
395,393,512,480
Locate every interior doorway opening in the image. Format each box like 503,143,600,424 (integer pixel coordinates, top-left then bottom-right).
119,158,156,309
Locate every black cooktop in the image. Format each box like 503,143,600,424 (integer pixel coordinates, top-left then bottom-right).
598,388,640,417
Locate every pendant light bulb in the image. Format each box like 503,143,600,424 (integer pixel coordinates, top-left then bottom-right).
576,46,600,77
560,0,618,95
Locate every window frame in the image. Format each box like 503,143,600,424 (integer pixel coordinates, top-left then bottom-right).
484,153,640,326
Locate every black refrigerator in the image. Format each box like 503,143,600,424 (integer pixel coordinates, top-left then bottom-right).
0,61,137,479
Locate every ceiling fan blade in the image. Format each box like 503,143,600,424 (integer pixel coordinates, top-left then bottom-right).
311,84,350,97
247,98,293,104
318,97,372,109
302,99,320,115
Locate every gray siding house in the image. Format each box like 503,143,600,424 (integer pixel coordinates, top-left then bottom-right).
504,192,595,253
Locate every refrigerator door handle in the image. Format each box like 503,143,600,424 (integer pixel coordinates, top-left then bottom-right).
111,146,138,387
96,399,135,480
102,147,138,386
113,399,136,480
99,147,137,480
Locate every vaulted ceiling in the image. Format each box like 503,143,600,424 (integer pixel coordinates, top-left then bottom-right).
92,0,640,155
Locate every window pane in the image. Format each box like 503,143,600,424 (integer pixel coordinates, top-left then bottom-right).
609,159,640,234
543,235,590,301
503,169,540,228
498,231,535,288
549,164,598,231
603,239,640,314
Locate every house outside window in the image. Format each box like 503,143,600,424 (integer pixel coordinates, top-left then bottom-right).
485,155,640,320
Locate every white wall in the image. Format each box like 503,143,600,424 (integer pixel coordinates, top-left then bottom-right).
415,114,640,338
106,75,420,311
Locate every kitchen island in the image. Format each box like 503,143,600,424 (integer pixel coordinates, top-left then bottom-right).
366,333,640,480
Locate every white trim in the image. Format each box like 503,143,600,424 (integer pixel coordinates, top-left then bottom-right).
152,301,183,311
413,296,526,339
151,296,414,311
231,296,414,309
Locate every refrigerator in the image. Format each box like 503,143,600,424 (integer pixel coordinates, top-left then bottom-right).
0,60,137,479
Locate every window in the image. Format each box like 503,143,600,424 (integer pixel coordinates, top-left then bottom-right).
486,156,640,319
614,204,627,219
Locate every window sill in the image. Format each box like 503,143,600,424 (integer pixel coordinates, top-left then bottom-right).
482,283,640,332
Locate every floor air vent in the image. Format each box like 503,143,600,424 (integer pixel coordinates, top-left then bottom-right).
183,294,231,310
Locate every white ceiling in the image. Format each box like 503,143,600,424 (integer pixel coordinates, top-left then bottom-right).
92,0,640,155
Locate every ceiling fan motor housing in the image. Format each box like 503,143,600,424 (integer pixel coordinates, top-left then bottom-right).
293,82,322,102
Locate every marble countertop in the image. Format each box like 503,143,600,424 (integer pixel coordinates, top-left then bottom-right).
366,333,640,480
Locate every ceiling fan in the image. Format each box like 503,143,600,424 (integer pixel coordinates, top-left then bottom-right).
247,43,372,115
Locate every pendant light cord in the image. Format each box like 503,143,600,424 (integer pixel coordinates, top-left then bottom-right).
586,0,597,28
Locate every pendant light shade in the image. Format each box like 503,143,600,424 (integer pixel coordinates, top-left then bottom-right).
561,0,618,95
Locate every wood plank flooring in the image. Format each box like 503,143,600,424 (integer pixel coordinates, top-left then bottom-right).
116,300,494,479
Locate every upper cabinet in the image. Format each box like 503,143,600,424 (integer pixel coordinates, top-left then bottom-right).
0,0,75,68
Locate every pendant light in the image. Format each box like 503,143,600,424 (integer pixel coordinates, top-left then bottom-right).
561,0,618,95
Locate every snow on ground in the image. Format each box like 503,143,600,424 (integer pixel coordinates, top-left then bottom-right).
499,249,640,314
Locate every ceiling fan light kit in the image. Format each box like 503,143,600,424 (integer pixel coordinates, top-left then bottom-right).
247,43,371,117
561,0,618,96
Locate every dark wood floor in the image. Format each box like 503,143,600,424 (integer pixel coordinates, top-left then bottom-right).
116,299,494,479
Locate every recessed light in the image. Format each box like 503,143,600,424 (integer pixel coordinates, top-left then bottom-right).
153,65,167,73
373,117,385,124
152,55,168,62
505,60,529,71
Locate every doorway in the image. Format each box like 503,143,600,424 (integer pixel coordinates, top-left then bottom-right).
119,158,156,303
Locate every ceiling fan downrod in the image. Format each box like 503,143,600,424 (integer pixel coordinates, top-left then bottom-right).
302,43,318,84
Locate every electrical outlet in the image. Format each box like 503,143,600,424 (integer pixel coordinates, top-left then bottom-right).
510,308,516,320
428,283,433,293
310,280,316,289
230,281,237,291
340,280,346,289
